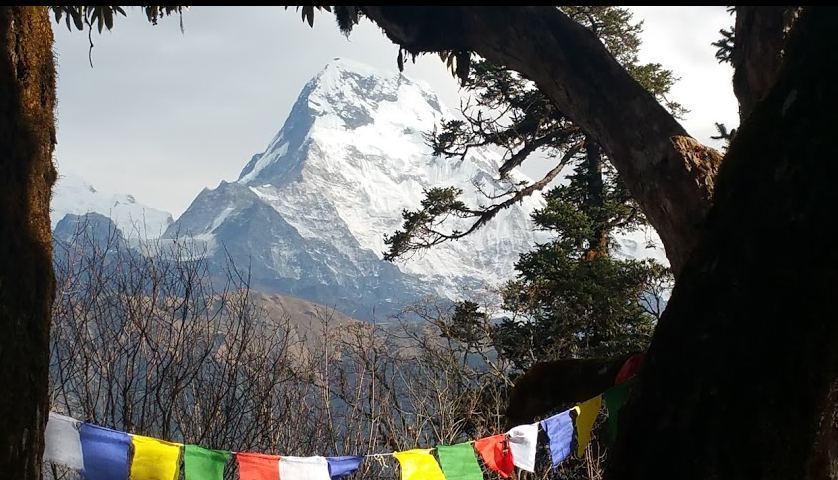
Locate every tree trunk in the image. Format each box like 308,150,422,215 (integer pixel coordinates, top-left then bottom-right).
0,6,57,480
359,6,723,277
606,7,838,479
732,6,788,122
583,138,608,259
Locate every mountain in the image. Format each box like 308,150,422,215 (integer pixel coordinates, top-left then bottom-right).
165,58,550,320
51,171,174,240
53,211,129,249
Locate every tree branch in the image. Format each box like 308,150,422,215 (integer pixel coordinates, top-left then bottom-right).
505,352,637,428
384,143,581,261
359,6,723,277
498,133,564,178
732,6,789,121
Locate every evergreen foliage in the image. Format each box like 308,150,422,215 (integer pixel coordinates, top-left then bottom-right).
408,6,675,373
384,6,684,264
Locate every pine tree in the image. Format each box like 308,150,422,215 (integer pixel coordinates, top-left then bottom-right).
405,7,675,372
384,6,686,262
494,161,672,370
418,10,676,477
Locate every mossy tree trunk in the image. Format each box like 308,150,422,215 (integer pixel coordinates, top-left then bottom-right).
0,6,57,480
606,7,838,479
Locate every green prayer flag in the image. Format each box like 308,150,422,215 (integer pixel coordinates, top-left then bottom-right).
602,378,636,440
183,444,231,480
436,442,483,480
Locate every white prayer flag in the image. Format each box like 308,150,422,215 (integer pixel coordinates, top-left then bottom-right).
507,423,539,472
44,412,84,470
279,455,331,480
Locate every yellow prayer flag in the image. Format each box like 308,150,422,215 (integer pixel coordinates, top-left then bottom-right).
130,434,182,480
574,395,602,457
393,448,446,480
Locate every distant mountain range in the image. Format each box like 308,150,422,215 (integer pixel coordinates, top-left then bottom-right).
51,57,667,321
52,171,173,239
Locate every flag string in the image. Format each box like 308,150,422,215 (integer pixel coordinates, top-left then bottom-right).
44,374,638,479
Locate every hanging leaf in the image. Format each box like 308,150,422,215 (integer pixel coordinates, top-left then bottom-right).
334,6,359,36
70,7,84,31
95,7,105,33
286,6,332,28
302,5,314,27
455,51,471,86
103,7,114,30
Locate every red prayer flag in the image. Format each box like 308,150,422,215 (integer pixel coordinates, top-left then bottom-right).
615,353,644,385
236,452,280,480
473,434,514,478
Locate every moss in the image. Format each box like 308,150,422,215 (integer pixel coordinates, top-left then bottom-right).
0,6,57,480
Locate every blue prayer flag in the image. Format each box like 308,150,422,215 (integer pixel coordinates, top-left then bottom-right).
79,423,132,480
540,409,574,467
326,455,363,478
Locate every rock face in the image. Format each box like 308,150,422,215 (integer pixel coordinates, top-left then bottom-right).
165,58,549,320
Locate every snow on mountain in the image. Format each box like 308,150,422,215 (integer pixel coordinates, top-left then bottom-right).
613,227,668,266
167,57,667,319
165,58,547,318
250,59,546,281
51,172,174,239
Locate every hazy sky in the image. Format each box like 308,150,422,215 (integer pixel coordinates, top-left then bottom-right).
52,6,738,219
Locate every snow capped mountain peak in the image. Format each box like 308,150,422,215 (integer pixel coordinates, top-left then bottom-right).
51,172,174,239
234,57,545,277
307,56,445,126
236,57,450,186
171,57,551,319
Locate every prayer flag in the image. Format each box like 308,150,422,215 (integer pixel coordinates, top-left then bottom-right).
130,435,181,480
435,442,483,480
575,395,602,457
507,423,538,472
279,455,331,480
44,412,84,470
474,434,514,478
236,452,280,480
392,449,446,480
603,378,634,440
325,456,363,479
183,445,231,480
540,410,574,467
79,423,132,480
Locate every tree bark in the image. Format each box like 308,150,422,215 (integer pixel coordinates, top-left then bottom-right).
583,138,608,259
358,6,723,278
0,6,57,480
732,6,788,122
606,7,838,479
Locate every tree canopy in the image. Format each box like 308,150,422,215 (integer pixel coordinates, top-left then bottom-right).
410,8,677,372
383,6,685,266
